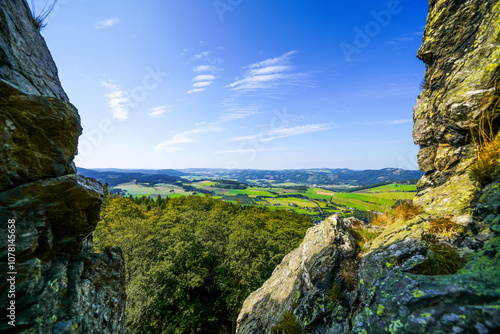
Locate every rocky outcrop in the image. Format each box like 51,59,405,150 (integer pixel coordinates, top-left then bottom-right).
413,0,500,215
237,216,360,333
0,0,126,333
0,0,68,100
236,1,500,333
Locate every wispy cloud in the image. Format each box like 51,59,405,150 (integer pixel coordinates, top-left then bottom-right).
187,88,206,94
219,99,260,122
188,75,216,94
154,100,261,153
226,51,310,93
193,65,216,73
193,74,215,81
232,123,335,142
95,18,120,29
149,105,172,118
193,81,212,88
102,81,128,121
194,51,212,59
363,119,412,125
154,125,223,153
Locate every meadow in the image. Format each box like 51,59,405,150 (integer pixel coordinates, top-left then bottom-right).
112,180,416,222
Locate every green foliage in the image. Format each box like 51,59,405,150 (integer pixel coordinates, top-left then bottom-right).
94,195,313,333
327,284,344,310
271,312,303,334
413,243,464,276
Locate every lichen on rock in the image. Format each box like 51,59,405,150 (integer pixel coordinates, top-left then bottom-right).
236,1,500,333
0,0,126,332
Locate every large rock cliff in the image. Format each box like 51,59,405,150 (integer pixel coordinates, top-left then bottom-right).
237,1,500,333
0,0,126,333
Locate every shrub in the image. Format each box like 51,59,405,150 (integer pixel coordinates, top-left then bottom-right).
271,312,303,334
413,242,464,276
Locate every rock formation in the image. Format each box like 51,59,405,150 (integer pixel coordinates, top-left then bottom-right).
237,1,500,333
0,0,126,333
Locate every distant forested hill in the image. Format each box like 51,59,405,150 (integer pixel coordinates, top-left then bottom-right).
77,167,183,186
179,168,424,186
78,167,423,187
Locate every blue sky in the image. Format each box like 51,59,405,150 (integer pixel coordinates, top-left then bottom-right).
34,0,428,170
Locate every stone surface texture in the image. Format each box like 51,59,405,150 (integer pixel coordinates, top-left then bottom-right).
236,1,500,333
0,0,126,333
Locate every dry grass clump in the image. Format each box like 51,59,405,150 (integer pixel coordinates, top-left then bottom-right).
371,213,393,227
413,242,464,276
393,201,422,220
339,257,361,291
469,84,500,185
428,217,465,236
370,201,422,227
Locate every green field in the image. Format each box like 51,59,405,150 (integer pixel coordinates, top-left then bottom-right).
330,184,417,212
113,182,193,197
112,180,416,222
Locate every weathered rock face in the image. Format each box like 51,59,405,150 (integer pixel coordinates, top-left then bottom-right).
236,216,360,333
0,0,68,100
0,0,126,332
236,1,500,333
413,0,500,214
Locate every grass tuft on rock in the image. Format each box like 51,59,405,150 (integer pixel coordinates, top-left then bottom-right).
428,217,465,236
327,284,344,310
29,0,57,32
413,242,464,276
469,84,500,185
339,257,361,291
271,312,303,334
371,200,422,227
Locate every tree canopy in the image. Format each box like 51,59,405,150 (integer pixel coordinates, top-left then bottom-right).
94,192,313,333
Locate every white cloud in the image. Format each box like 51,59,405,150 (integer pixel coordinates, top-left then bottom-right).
193,81,212,88
232,123,335,142
102,81,128,121
194,51,212,59
193,74,216,82
187,88,206,94
193,65,216,73
189,74,215,93
149,105,172,118
226,51,309,93
218,99,260,122
154,126,223,153
247,51,297,69
95,18,120,29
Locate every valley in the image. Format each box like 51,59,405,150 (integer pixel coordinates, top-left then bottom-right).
78,167,419,223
